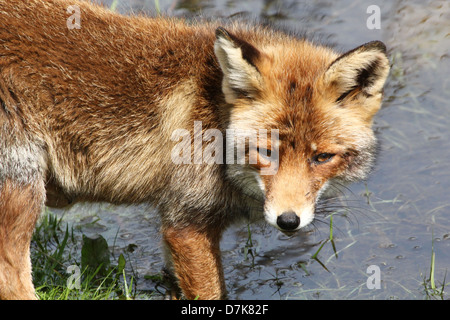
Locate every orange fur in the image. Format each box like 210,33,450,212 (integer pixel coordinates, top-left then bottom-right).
0,0,389,299
163,226,226,300
0,180,44,300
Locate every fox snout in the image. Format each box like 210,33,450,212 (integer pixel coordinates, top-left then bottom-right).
264,201,316,233
276,211,301,231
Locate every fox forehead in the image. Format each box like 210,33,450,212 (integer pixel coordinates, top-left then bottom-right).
259,42,337,87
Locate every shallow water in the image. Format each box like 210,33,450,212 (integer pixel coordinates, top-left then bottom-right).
52,0,450,299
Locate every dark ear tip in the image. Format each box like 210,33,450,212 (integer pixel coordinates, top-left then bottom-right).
216,27,229,38
362,40,387,53
215,27,231,40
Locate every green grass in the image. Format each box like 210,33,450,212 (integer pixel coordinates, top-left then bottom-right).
421,235,447,300
310,213,337,273
109,0,119,12
31,211,146,300
36,267,131,300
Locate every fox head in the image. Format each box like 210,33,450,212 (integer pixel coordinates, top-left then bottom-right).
214,26,390,233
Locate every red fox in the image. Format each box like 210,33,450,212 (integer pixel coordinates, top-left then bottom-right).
0,0,389,300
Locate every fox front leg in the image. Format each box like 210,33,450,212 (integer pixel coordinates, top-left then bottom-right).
0,179,44,300
163,225,226,300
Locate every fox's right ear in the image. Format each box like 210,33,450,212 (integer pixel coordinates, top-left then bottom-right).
323,41,390,115
214,27,264,104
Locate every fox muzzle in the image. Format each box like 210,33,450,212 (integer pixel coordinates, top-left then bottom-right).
276,211,300,231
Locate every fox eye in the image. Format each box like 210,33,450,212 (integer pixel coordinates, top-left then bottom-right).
313,153,335,164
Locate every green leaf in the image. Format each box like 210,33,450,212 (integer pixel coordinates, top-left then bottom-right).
81,235,111,277
117,254,126,274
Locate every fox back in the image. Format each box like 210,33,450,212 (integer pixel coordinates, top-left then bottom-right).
0,0,389,299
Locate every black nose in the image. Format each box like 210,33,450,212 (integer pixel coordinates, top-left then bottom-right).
277,211,300,231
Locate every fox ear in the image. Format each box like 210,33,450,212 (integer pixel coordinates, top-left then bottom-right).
214,27,264,104
324,41,390,107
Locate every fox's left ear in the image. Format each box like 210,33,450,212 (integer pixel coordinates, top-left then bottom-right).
323,41,390,114
214,27,264,104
